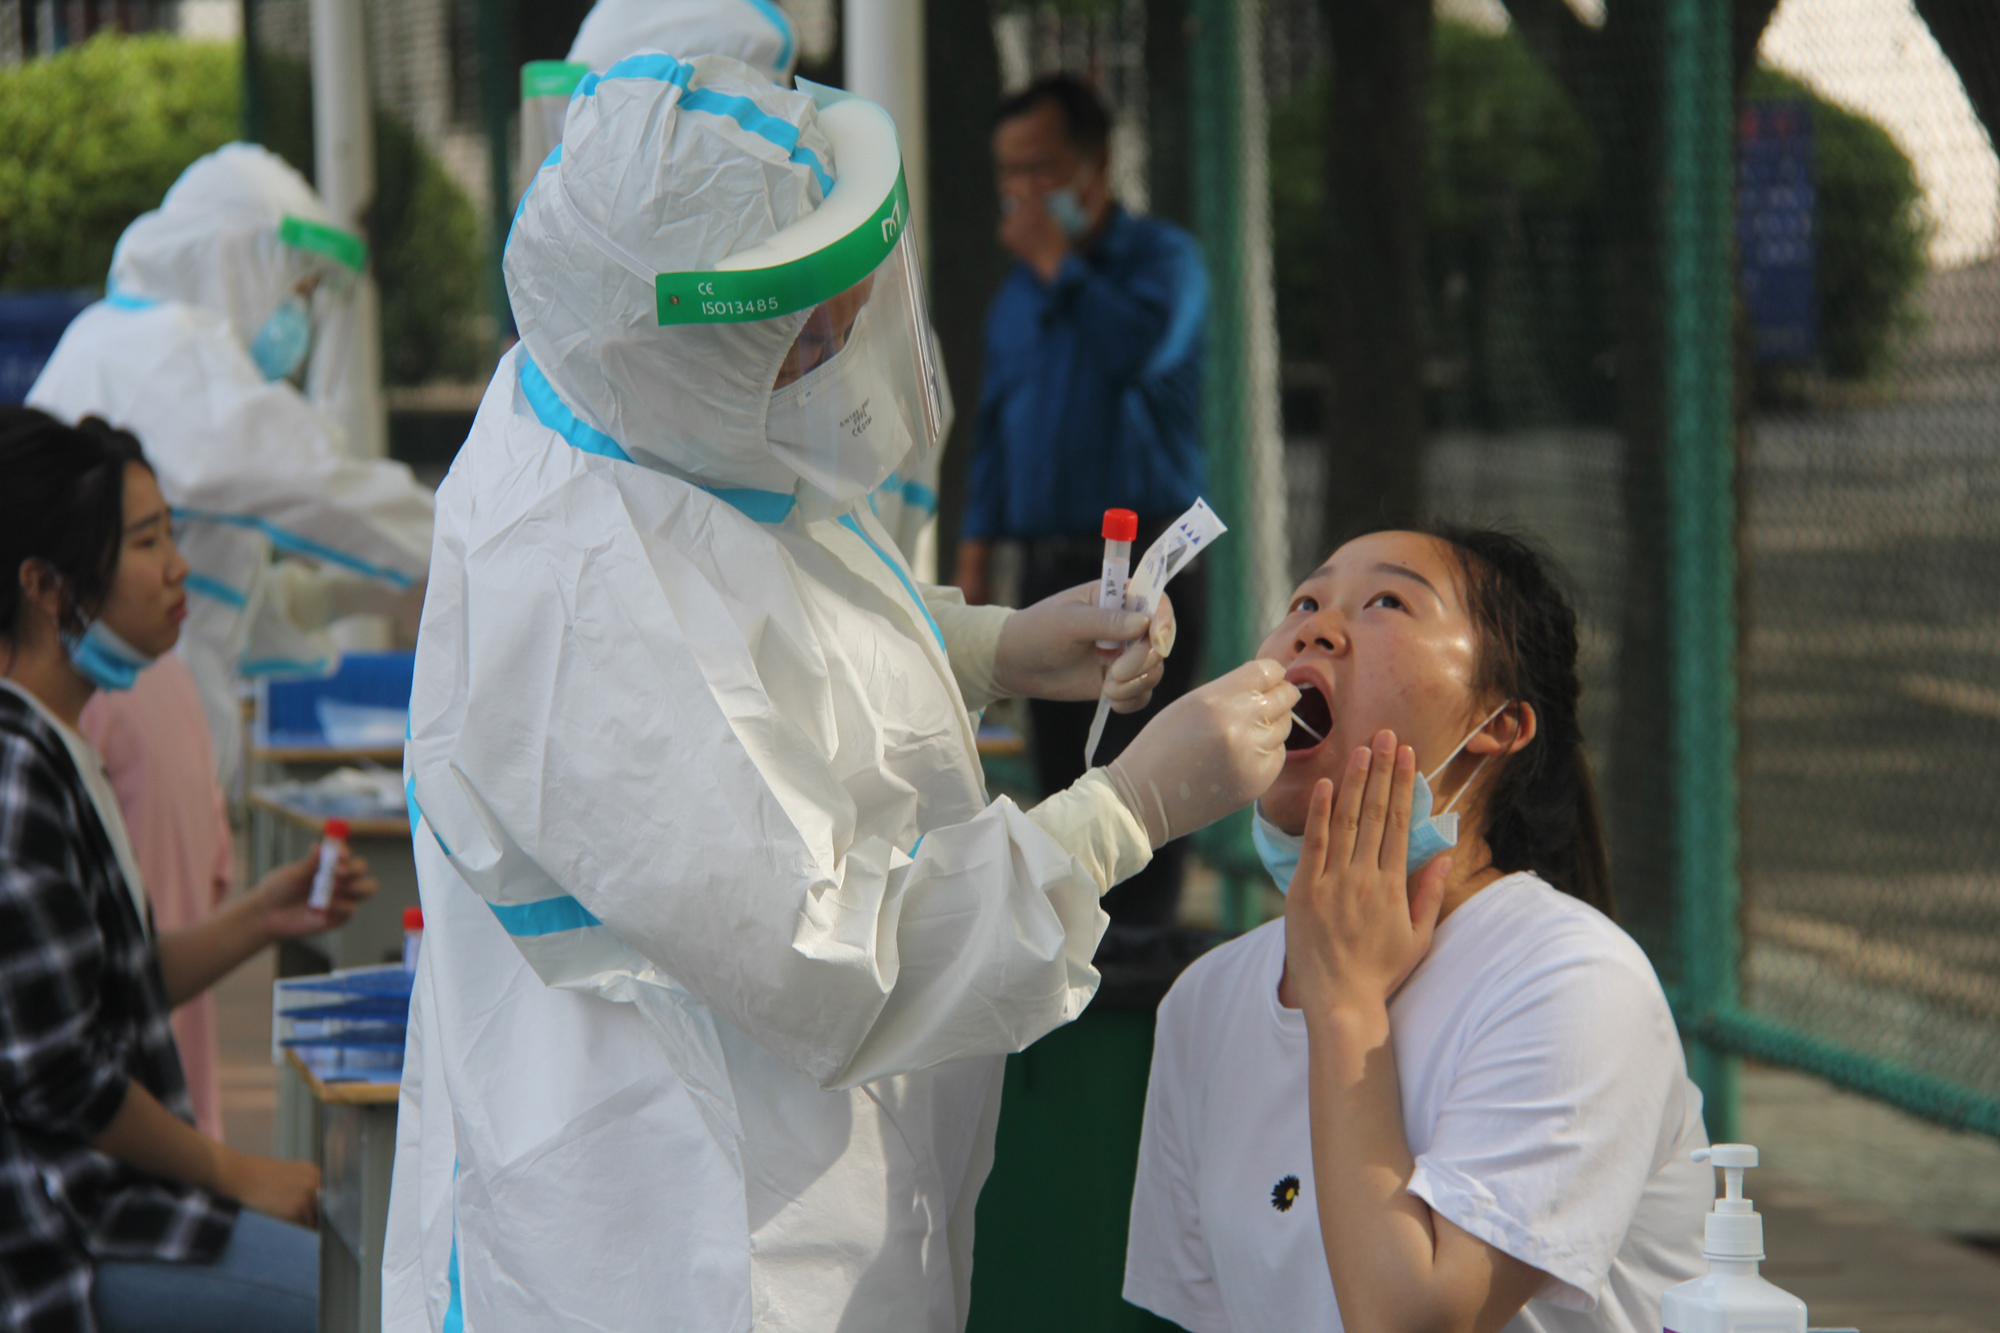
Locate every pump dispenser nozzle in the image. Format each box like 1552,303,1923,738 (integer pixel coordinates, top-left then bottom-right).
1664,1141,1807,1332
1693,1144,1765,1261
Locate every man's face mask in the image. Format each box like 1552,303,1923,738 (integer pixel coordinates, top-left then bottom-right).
997,162,1098,240
1253,702,1513,893
1044,181,1092,239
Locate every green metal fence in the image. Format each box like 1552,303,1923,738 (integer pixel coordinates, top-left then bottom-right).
1002,0,2000,1144
1269,0,2000,1142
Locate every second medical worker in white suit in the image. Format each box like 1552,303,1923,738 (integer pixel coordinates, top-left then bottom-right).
30,145,435,790
383,54,1298,1332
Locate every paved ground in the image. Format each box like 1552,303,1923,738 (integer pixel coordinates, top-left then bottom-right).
1760,1164,2000,1333
209,937,2000,1330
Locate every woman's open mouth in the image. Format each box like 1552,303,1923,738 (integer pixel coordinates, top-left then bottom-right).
1287,682,1332,752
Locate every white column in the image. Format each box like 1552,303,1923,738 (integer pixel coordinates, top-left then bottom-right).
842,0,927,259
843,0,937,578
309,0,387,458
1234,0,1286,633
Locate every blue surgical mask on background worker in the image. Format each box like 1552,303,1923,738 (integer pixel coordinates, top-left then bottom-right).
249,294,312,382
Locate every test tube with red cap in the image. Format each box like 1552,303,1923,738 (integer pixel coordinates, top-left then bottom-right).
403,906,425,971
307,817,349,912
1097,509,1139,648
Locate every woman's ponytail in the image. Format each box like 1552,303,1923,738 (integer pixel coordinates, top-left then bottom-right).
1425,524,1616,918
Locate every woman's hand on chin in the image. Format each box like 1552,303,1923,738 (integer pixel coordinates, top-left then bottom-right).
1283,728,1452,1020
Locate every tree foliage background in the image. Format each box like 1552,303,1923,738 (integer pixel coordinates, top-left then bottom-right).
0,33,485,386
0,36,239,291
1270,19,1932,407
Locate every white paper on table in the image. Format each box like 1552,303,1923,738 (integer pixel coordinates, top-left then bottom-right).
1084,498,1229,766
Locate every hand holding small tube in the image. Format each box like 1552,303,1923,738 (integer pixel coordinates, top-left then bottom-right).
992,582,1175,711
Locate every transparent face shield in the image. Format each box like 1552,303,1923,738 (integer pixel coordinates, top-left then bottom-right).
274,213,368,390
653,82,947,501
517,62,591,211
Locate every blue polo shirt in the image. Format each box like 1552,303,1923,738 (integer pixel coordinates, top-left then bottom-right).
963,206,1207,540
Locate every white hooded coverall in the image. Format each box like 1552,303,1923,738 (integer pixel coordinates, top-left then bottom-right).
28,144,435,789
381,55,1152,1332
568,0,798,82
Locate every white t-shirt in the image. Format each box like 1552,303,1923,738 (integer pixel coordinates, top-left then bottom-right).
1123,872,1711,1333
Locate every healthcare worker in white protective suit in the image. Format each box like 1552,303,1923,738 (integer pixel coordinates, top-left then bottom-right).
382,54,1298,1332
29,144,434,792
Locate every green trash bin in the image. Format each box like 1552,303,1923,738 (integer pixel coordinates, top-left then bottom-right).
966,928,1215,1333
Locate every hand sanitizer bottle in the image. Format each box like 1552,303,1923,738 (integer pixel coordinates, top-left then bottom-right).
1662,1144,1808,1333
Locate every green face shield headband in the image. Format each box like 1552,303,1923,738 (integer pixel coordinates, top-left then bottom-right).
278,215,369,273
653,82,909,327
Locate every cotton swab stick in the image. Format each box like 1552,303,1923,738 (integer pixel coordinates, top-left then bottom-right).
1290,711,1325,741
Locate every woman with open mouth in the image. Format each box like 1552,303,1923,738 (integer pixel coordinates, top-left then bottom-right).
1123,524,1712,1333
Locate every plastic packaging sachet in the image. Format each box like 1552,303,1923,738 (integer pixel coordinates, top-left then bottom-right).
1084,497,1228,766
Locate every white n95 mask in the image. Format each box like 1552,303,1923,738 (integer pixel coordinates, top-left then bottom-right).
765,320,913,502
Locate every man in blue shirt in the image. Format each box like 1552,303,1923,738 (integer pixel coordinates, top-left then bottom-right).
953,75,1208,926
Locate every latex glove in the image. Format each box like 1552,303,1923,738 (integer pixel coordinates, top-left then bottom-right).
1104,659,1298,848
992,582,1177,713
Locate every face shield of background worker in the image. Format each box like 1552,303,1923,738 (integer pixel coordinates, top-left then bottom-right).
954,76,1211,929
380,52,1293,1332
28,144,434,793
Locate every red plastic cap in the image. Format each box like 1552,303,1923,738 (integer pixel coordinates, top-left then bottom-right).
1102,509,1138,542
323,817,351,840
403,906,424,931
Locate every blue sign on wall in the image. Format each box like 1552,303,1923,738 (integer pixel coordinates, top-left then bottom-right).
1739,100,1818,365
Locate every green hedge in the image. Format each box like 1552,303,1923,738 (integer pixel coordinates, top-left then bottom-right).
0,35,240,290
0,33,485,386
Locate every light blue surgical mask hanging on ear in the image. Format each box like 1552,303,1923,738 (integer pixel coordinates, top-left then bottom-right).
1254,702,1513,894
61,619,158,692
1252,811,1304,892
249,294,312,381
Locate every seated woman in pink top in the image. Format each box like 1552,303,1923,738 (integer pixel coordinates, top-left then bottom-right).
81,657,234,1140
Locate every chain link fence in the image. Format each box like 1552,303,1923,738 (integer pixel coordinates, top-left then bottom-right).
1735,0,2000,1120
1253,0,2000,1138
